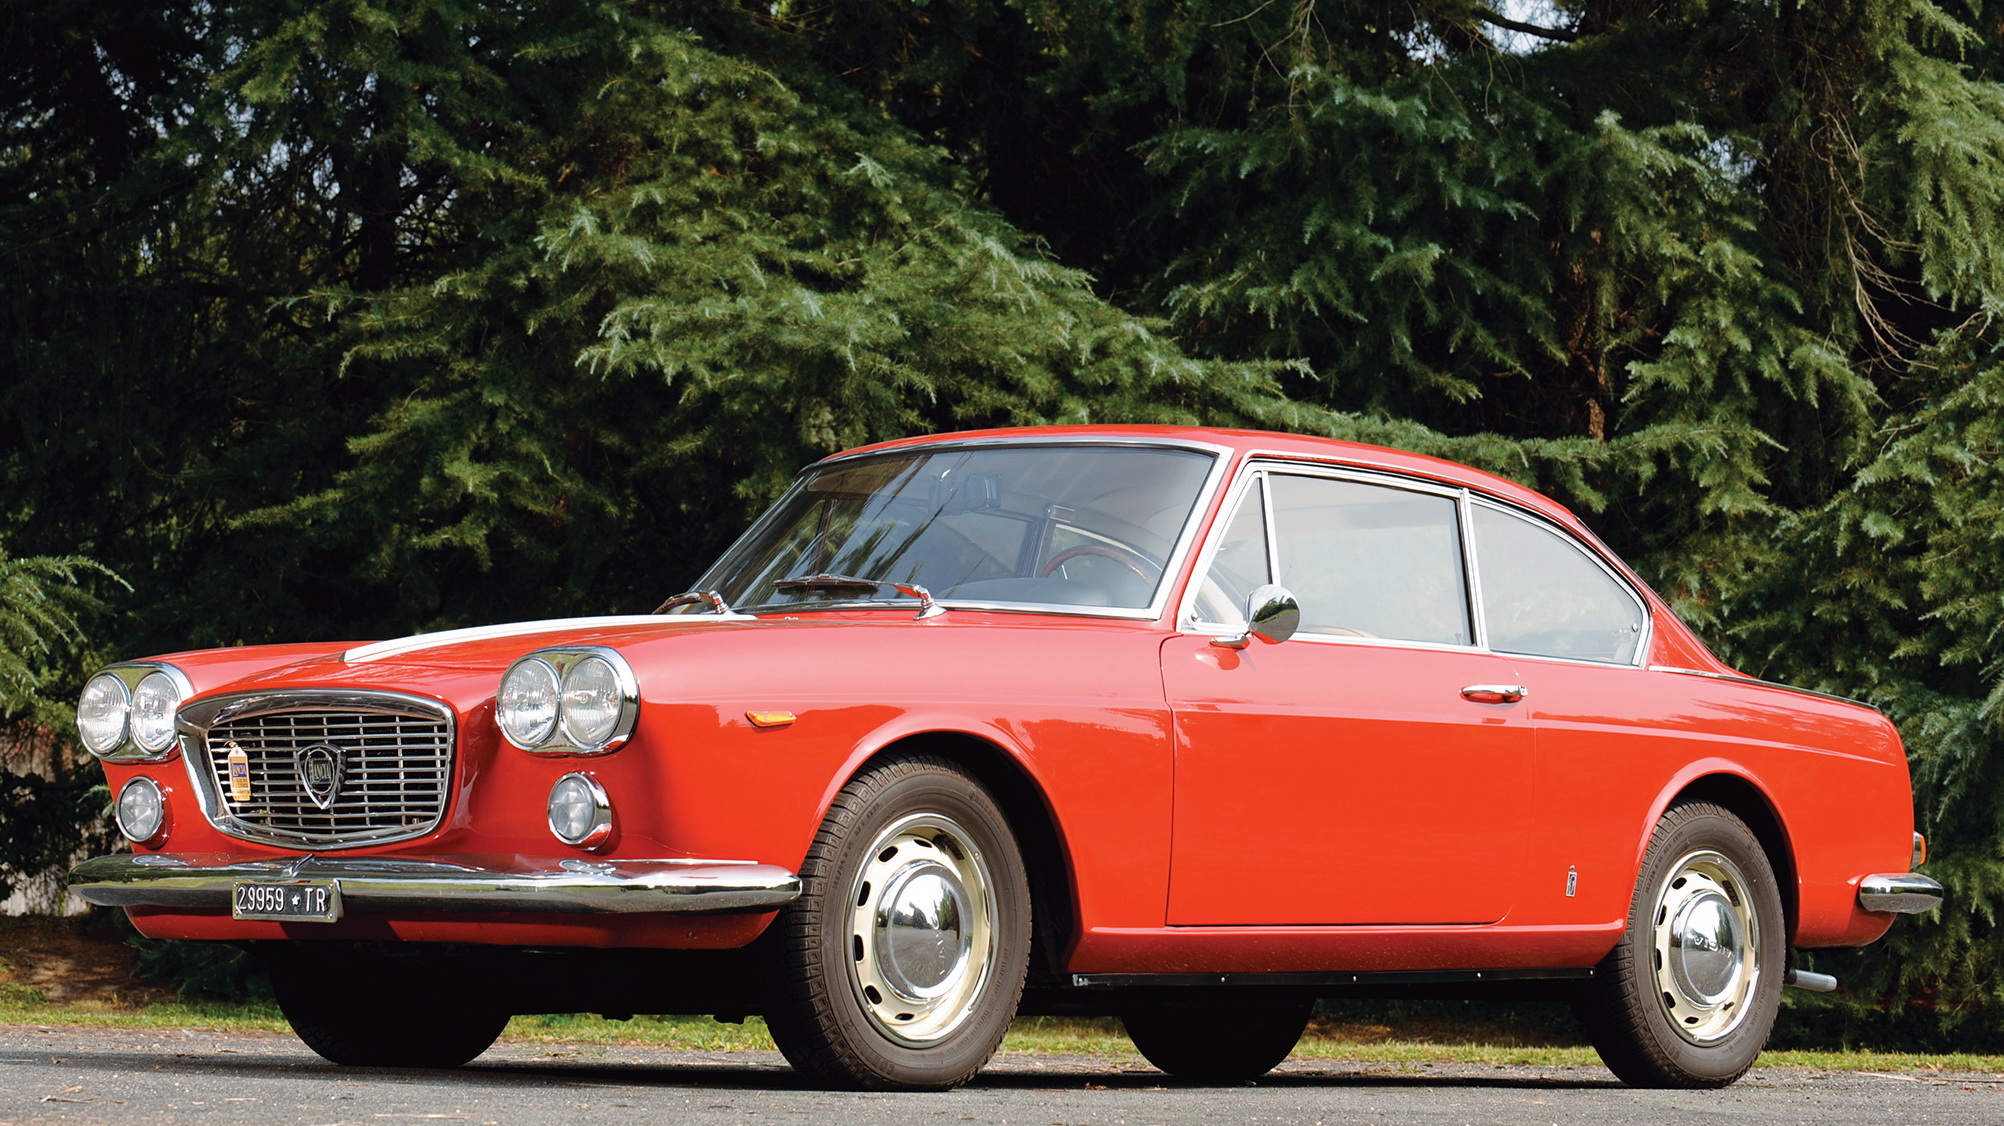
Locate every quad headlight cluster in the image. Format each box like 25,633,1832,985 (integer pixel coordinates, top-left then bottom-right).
496,647,640,755
75,664,193,762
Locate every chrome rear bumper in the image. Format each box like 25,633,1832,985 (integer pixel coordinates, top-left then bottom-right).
70,852,800,916
1857,872,1944,914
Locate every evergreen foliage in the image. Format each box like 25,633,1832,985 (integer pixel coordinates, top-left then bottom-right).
239,5,1310,626
0,551,115,723
0,547,118,909
1719,319,2004,1042
4,0,2004,1037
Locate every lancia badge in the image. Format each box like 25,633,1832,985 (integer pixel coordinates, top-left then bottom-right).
295,744,344,810
226,742,252,803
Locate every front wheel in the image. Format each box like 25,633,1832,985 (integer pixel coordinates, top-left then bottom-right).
764,755,1031,1090
1575,802,1785,1088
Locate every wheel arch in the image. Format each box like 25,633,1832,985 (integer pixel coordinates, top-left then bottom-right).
1665,772,1800,945
850,730,1079,988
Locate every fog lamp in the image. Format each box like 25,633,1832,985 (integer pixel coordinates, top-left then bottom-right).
548,773,613,849
116,776,168,846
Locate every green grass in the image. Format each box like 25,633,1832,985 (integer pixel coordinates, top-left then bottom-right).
5,997,2004,1073
504,1013,776,1051
0,991,292,1033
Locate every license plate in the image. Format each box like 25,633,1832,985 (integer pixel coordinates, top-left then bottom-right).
232,880,341,922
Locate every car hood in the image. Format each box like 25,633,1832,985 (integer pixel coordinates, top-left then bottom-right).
168,611,1145,719
168,615,757,710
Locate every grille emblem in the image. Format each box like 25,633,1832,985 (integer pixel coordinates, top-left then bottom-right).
295,744,345,810
226,742,252,803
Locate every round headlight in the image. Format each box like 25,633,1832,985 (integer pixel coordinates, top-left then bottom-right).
498,658,561,748
128,672,184,754
547,773,613,848
560,656,623,747
77,673,131,756
115,776,167,845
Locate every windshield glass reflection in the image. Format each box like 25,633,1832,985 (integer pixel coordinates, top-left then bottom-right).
689,444,1217,613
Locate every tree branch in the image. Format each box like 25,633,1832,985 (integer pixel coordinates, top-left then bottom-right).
1478,12,1578,42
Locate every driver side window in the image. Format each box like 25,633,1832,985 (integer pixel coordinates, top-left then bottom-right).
1268,475,1470,644
1190,471,1472,645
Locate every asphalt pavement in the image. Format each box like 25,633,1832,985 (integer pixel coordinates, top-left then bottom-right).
3,1023,2000,1126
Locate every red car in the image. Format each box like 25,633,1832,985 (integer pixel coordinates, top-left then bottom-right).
71,426,1938,1090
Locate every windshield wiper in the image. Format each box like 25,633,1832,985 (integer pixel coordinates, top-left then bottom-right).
771,574,944,620
652,589,750,617
773,573,886,595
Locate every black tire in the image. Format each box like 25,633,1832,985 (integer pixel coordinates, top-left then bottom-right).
1122,997,1313,1083
1575,802,1785,1088
269,949,508,1069
764,755,1031,1091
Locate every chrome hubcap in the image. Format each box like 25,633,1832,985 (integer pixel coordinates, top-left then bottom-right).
847,813,996,1044
1650,849,1760,1044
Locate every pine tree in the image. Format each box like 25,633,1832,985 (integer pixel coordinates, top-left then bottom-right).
220,2,1311,629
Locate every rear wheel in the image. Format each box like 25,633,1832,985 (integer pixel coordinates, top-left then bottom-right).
764,755,1031,1090
1575,802,1784,1088
269,948,507,1068
1122,997,1313,1083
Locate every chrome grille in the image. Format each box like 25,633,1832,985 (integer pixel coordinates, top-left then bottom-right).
188,695,453,849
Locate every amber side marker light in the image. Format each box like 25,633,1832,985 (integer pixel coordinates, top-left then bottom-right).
746,711,797,728
1914,831,1928,868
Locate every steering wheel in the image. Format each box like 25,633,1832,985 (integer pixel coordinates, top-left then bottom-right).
1041,543,1158,584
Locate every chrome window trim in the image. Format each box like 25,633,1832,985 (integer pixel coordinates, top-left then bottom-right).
1458,490,1491,650
762,601,1169,622
1258,473,1280,591
84,662,195,764
1503,649,1655,672
811,433,1237,468
500,646,641,756
694,436,1235,623
177,689,456,851
1464,496,1652,669
1180,469,1266,633
1177,461,1484,652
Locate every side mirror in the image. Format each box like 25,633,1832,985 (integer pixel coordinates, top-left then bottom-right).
1212,584,1300,650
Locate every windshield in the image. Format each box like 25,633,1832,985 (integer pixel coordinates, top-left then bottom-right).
688,443,1218,614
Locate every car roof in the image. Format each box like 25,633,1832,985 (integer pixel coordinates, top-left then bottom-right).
823,425,1591,539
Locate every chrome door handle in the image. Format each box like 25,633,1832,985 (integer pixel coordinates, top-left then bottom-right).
1461,685,1527,704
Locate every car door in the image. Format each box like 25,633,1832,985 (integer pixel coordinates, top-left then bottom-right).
1459,499,1680,925
1163,467,1534,926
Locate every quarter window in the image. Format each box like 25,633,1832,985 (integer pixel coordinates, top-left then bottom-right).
1472,505,1644,663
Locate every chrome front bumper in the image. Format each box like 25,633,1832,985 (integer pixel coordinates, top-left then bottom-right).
1857,872,1944,914
70,852,800,916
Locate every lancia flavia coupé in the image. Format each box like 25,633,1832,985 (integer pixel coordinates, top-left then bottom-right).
70,426,1940,1090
